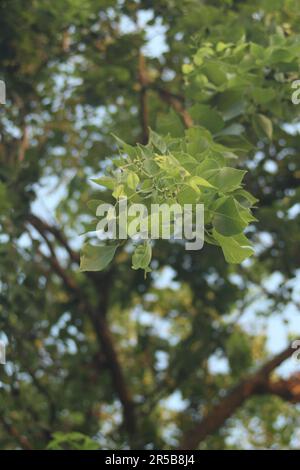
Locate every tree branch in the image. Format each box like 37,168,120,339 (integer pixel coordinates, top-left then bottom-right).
179,345,295,449
138,53,150,144
27,214,136,437
27,213,79,265
154,86,194,128
0,417,33,450
257,373,300,403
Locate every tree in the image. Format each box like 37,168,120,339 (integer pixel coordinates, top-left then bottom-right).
0,0,300,450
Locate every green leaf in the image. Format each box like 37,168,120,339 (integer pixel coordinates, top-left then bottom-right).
216,90,245,120
213,230,254,263
112,134,137,159
80,244,118,271
156,109,184,137
47,432,99,450
250,43,267,61
178,186,199,204
185,127,211,157
234,189,258,208
143,158,160,175
91,177,115,190
212,196,247,236
173,152,198,172
251,87,276,104
127,171,140,190
253,114,273,140
196,158,221,177
217,123,245,136
132,242,152,271
189,105,224,134
87,199,106,213
182,63,194,74
112,184,126,199
208,167,246,193
202,62,227,86
149,129,167,153
187,175,215,189
269,47,295,64
216,41,230,52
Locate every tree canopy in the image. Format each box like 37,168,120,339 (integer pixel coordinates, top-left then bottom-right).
0,0,300,450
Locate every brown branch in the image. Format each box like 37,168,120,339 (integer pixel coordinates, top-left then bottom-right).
155,86,194,129
179,345,295,449
137,58,194,141
27,215,136,437
26,219,78,292
18,125,29,162
27,213,79,264
89,311,136,436
138,53,150,144
36,246,78,292
258,373,300,403
0,417,33,450
27,213,110,291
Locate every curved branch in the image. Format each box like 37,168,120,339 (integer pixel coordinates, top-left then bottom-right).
26,214,136,437
138,53,150,144
27,213,79,264
0,417,33,450
179,345,295,449
154,86,193,128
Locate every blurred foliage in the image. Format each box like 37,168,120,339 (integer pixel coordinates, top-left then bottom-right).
0,0,300,450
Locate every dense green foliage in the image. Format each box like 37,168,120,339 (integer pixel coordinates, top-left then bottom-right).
81,33,300,273
81,128,256,273
0,0,300,450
